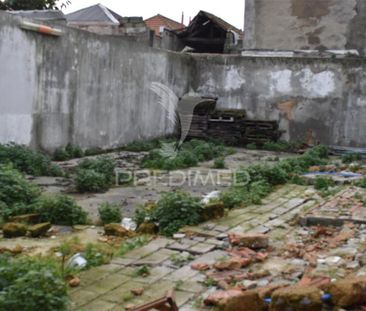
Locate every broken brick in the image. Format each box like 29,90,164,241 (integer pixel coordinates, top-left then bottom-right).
131,288,144,296
204,289,243,306
191,263,210,271
228,233,269,249
214,257,251,271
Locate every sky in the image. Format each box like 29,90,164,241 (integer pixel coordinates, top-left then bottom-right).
62,0,245,30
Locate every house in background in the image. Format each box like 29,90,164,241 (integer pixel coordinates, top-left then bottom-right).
66,3,149,40
167,11,243,54
145,14,185,37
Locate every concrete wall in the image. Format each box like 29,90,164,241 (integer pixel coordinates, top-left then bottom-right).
1,11,366,150
244,0,366,55
0,12,193,152
192,55,366,147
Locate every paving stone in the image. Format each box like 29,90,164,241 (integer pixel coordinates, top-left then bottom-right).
188,242,216,254
167,239,199,252
122,238,170,259
76,299,117,311
214,225,230,232
177,280,206,293
85,273,131,294
266,218,286,228
191,250,227,265
70,289,100,308
175,290,197,307
192,236,206,242
205,238,225,247
251,225,271,234
101,281,147,304
132,265,175,284
169,265,199,282
136,248,178,266
110,257,135,266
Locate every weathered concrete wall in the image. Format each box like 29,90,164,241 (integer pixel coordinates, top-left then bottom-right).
244,0,366,55
0,12,193,152
1,11,366,150
192,55,366,147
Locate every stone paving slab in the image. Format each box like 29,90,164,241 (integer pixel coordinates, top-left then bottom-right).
70,185,318,311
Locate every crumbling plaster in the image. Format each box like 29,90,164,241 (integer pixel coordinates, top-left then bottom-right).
0,11,366,151
244,0,366,55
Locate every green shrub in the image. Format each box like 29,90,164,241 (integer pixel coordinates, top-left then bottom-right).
122,139,162,152
0,165,41,219
0,254,68,311
75,169,109,193
244,164,288,186
98,203,122,224
142,139,226,170
342,152,362,164
151,191,203,236
355,178,366,189
262,141,289,152
246,143,257,150
314,176,335,191
0,143,62,176
53,144,84,162
78,156,115,184
213,157,226,169
33,195,87,226
75,156,116,193
83,243,111,268
219,145,329,210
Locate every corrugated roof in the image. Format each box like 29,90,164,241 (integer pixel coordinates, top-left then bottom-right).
66,4,122,25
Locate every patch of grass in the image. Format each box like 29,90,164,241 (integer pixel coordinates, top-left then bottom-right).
213,157,226,169
75,156,116,193
150,191,203,236
32,195,87,226
0,254,69,311
142,139,226,171
342,152,362,164
355,178,366,189
53,144,84,162
246,143,257,150
262,141,304,152
121,139,163,152
117,236,150,257
170,253,194,267
133,265,150,277
314,176,335,191
0,143,63,176
0,165,41,220
83,243,113,268
220,145,329,210
98,203,122,224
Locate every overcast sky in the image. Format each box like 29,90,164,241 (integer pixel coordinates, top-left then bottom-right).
63,0,245,30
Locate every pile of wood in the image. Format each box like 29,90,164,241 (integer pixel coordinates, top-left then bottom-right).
242,120,282,145
186,106,282,146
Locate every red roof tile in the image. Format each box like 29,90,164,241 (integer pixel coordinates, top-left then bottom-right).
145,14,185,36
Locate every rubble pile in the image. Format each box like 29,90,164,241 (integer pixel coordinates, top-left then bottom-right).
197,220,366,311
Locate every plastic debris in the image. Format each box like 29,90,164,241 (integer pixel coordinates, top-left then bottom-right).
67,253,87,269
121,218,137,231
202,191,221,205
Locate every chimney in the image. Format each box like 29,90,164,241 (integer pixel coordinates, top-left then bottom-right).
181,11,184,25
